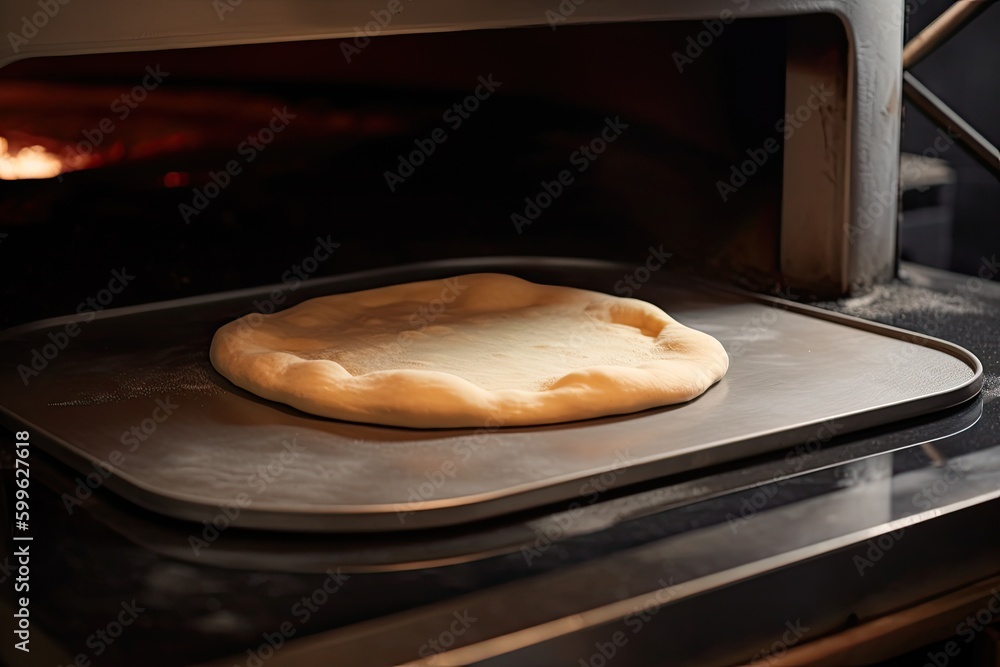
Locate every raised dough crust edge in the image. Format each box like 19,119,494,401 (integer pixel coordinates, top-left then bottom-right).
209,273,730,428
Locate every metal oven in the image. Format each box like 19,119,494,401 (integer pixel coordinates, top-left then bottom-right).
2,1,1000,666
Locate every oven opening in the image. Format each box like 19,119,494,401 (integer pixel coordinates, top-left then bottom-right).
0,15,851,326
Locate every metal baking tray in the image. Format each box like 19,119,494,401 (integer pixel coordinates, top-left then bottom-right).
26,398,984,573
0,257,983,531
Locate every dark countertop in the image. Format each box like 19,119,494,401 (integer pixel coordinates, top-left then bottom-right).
3,262,999,667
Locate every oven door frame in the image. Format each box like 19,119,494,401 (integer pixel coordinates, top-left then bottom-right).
0,0,903,296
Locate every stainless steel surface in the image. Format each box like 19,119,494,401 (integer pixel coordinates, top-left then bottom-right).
190,400,1000,667
903,71,1000,181
31,397,983,574
0,258,982,531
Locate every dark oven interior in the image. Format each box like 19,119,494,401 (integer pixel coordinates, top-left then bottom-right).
0,17,836,328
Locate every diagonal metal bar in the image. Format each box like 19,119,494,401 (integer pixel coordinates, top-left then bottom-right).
903,0,998,69
903,71,1000,180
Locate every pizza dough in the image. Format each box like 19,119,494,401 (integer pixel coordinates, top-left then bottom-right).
210,274,729,428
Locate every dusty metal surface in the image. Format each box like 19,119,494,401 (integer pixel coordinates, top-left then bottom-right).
0,258,982,531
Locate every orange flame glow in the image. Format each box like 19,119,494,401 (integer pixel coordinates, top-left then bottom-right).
0,136,64,180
